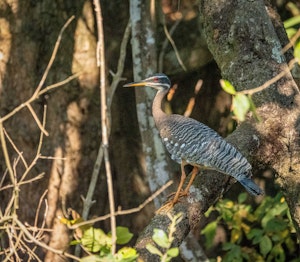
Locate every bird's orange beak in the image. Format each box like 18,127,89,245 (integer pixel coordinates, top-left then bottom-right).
123,81,147,88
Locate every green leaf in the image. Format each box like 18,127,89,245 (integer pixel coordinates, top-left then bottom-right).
238,192,247,204
232,93,250,122
70,239,81,246
152,229,169,248
220,79,237,95
201,221,217,248
146,244,163,257
116,247,138,262
222,242,236,251
81,228,111,253
80,255,102,262
259,235,272,257
223,243,242,262
285,28,298,39
294,41,300,60
285,237,296,253
248,95,261,121
246,228,263,244
166,247,179,258
269,244,285,262
204,206,214,217
284,15,300,28
231,228,242,244
115,226,133,245
264,219,288,233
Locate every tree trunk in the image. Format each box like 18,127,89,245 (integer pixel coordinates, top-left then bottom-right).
199,0,300,239
129,0,174,208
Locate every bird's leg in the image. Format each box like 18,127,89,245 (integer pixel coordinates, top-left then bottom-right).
156,163,187,213
170,163,187,205
182,166,199,195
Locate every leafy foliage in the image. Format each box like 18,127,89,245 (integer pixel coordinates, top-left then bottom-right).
61,213,137,262
77,226,136,262
220,80,259,122
284,14,300,60
283,2,300,60
201,193,299,262
146,213,182,262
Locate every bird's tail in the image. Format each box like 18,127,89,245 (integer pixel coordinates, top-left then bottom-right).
238,177,264,196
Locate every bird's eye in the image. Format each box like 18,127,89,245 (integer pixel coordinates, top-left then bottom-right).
153,77,158,82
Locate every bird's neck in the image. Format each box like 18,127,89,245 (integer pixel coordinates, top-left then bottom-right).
152,89,168,126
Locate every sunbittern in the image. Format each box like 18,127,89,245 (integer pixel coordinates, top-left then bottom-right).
124,74,263,209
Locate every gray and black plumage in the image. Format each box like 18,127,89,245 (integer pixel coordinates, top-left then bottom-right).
124,73,263,206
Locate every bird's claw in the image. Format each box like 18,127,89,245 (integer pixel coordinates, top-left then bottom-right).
156,191,189,214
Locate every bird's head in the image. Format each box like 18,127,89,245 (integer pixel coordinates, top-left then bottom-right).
123,73,171,91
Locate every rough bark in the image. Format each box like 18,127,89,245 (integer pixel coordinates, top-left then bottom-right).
135,0,300,260
200,0,300,238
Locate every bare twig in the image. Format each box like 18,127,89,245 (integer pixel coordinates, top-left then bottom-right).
38,72,82,96
108,21,131,108
0,122,14,186
158,18,181,72
37,105,47,155
281,28,300,54
14,218,80,261
79,11,131,258
33,16,75,97
26,103,49,136
240,58,299,95
159,12,187,72
0,72,80,124
0,121,19,213
0,17,77,124
2,128,28,169
0,173,45,192
80,20,131,223
33,190,48,237
70,180,173,229
0,16,77,261
94,0,117,255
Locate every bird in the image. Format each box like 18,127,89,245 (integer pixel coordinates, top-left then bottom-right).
124,73,264,209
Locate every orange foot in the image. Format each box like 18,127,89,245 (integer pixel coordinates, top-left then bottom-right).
156,190,189,214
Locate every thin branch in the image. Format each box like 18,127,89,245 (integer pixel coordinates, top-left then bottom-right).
0,73,80,124
38,72,82,97
26,103,49,136
158,18,181,72
94,0,117,255
33,16,75,97
81,19,131,223
108,21,131,108
2,128,28,169
14,218,80,261
0,122,19,213
0,173,45,192
33,190,48,240
39,155,67,160
240,58,299,95
160,14,187,72
0,18,77,124
70,180,173,229
37,105,47,155
0,122,14,185
281,28,300,54
0,16,76,262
